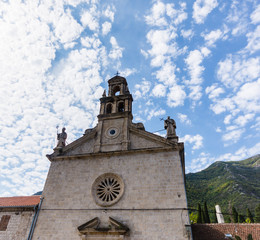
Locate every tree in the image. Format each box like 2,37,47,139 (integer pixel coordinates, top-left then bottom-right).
189,212,197,224
196,203,202,223
247,233,253,240
232,206,238,223
246,208,254,223
204,202,210,223
238,214,245,223
255,203,260,223
235,236,242,240
212,208,218,223
226,217,231,223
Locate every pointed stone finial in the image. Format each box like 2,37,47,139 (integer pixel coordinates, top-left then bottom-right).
102,90,106,97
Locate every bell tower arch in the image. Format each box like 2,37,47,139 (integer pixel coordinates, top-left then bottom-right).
94,75,133,152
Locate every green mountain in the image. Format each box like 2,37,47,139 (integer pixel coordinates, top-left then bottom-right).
186,154,260,218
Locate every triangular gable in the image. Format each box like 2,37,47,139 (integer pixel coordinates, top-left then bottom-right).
46,123,180,161
78,217,129,236
129,125,178,150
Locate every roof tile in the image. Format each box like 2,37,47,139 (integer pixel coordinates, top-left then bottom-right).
0,196,41,207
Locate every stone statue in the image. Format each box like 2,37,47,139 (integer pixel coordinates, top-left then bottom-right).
56,127,67,148
164,116,176,138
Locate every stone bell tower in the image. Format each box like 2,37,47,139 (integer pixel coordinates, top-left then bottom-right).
94,75,133,152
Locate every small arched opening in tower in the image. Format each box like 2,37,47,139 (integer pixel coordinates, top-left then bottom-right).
106,103,112,114
112,85,120,96
118,102,124,112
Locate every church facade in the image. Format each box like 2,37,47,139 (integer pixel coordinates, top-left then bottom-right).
32,76,191,240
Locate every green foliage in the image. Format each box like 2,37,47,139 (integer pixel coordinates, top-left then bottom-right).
204,202,211,223
247,233,253,240
235,236,242,240
189,212,197,224
212,208,218,223
255,203,260,223
196,203,202,223
186,155,260,215
232,206,238,223
226,217,231,223
238,214,245,223
247,208,254,223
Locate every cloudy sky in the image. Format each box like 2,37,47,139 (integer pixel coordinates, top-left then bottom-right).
0,0,259,197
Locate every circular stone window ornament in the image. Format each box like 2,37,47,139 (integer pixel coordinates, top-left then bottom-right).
92,173,124,207
105,127,120,139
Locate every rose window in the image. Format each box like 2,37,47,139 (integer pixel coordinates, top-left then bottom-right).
92,173,124,207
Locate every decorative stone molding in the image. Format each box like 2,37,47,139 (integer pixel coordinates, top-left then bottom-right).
78,217,129,239
92,173,124,207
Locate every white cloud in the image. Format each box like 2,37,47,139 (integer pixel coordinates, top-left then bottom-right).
147,108,166,120
102,5,115,22
250,4,260,24
224,114,232,125
202,29,224,46
217,55,260,89
145,1,167,27
81,6,99,31
177,113,191,125
133,80,151,100
147,29,177,67
233,78,260,113
54,10,83,44
222,128,245,144
120,68,137,77
205,84,225,99
234,113,255,127
167,85,186,107
180,134,203,150
193,0,218,24
109,36,123,60
185,50,205,85
165,2,187,25
181,29,194,39
245,25,260,54
210,98,236,115
187,142,260,173
102,21,112,35
155,61,177,86
152,84,167,97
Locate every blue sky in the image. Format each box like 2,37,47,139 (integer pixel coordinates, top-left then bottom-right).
0,0,259,196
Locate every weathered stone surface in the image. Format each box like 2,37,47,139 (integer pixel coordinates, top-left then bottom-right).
0,211,34,240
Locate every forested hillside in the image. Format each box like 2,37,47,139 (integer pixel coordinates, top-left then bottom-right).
186,154,260,218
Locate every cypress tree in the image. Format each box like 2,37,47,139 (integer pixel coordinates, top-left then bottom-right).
235,236,242,240
202,208,206,224
238,214,245,223
213,208,218,223
247,208,254,223
255,203,260,223
196,203,202,223
247,234,253,240
226,217,231,223
204,202,211,223
232,206,238,223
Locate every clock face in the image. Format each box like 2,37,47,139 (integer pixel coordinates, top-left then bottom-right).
106,127,120,139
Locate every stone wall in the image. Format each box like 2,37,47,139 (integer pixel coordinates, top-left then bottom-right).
0,210,34,240
191,223,260,240
32,150,190,240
